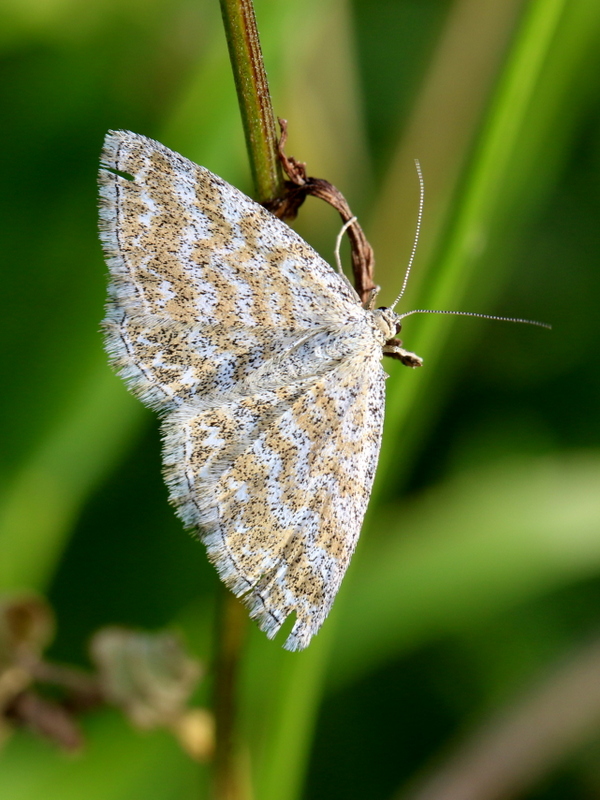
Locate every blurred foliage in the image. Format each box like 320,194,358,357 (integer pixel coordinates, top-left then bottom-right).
0,0,600,799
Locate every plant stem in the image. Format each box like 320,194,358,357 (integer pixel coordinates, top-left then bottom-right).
213,2,284,797
212,587,248,800
219,0,285,203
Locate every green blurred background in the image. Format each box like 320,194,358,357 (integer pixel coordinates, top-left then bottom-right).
1,0,600,798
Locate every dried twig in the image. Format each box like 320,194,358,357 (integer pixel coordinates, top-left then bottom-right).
265,119,377,305
4,691,85,751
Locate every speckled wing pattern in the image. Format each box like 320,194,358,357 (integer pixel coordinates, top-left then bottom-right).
99,130,388,650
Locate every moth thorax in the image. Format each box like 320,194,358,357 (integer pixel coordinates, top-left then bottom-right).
371,308,400,342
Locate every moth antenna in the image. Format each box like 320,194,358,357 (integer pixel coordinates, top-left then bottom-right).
387,162,551,331
396,308,551,330
390,159,424,311
334,216,357,276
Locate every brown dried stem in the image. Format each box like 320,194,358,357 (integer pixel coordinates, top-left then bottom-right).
266,119,377,306
2,659,102,750
4,691,85,751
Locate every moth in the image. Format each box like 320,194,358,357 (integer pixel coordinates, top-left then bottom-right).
99,130,546,650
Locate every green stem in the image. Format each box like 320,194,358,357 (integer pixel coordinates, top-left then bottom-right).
212,3,285,797
213,0,284,800
219,0,285,203
212,588,248,800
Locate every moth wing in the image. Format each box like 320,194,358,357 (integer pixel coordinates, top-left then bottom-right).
103,314,322,412
99,129,362,332
162,354,386,650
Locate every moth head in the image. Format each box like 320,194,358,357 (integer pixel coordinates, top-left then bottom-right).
372,307,401,341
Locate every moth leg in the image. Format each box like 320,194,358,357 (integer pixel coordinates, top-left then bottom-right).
383,338,423,368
